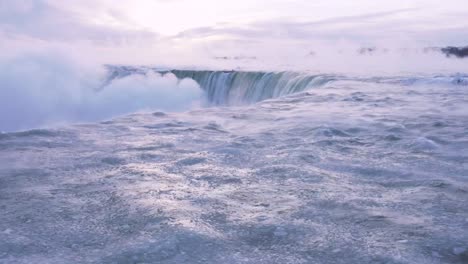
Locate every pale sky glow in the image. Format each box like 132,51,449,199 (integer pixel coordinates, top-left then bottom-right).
4,0,467,37
84,0,468,35
1,0,468,65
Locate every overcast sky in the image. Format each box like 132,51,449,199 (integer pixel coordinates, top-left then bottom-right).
1,0,467,64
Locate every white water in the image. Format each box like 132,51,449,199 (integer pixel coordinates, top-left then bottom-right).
1,66,467,263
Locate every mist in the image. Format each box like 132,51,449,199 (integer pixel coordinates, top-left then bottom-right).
0,53,203,132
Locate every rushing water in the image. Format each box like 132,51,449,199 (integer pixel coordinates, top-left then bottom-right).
1,67,468,263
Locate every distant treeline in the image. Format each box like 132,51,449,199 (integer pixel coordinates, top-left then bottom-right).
441,46,468,58
212,46,468,60
355,46,468,58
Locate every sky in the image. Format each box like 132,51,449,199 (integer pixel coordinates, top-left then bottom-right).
1,0,468,65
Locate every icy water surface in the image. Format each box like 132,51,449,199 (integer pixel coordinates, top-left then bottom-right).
1,76,468,263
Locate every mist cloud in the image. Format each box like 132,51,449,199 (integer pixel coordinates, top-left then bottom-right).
0,53,202,132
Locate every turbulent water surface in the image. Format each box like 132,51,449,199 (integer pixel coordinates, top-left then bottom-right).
1,69,468,264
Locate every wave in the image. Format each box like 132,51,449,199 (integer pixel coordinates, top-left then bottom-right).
355,74,468,86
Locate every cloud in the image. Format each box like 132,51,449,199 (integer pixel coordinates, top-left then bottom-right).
252,8,418,28
0,0,157,45
170,7,468,47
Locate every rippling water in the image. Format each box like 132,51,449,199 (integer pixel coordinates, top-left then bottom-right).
1,69,467,263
